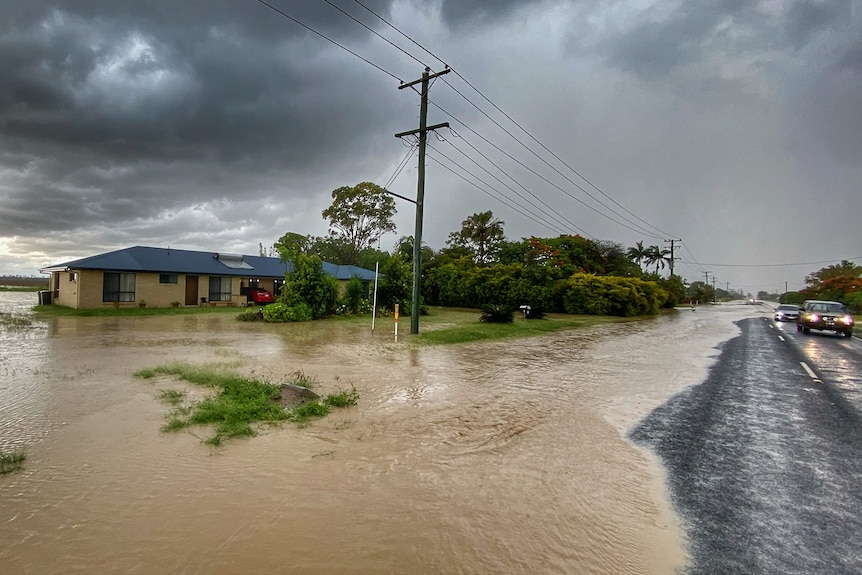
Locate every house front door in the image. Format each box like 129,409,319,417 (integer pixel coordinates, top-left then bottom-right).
185,276,199,306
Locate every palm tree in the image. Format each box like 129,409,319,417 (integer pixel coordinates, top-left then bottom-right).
627,241,648,269
456,211,505,264
644,245,671,275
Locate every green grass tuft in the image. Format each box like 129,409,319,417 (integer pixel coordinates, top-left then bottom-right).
289,370,317,388
136,361,339,444
158,389,185,405
0,451,26,474
288,402,331,426
323,385,360,408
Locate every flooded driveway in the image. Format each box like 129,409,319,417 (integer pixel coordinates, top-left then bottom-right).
0,292,760,574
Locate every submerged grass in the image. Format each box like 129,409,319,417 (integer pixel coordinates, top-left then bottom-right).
414,308,639,345
158,389,185,405
0,451,26,474
137,362,357,444
0,311,35,330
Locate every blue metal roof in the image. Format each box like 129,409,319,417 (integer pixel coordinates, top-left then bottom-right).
42,246,377,281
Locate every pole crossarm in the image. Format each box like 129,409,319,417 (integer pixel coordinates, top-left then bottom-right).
398,67,450,90
394,122,450,139
382,188,417,204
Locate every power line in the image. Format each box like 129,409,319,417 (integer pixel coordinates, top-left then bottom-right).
350,0,448,68
383,140,418,191
321,0,432,71
426,146,578,237
253,0,404,83
431,111,665,239
440,131,590,236
348,0,675,239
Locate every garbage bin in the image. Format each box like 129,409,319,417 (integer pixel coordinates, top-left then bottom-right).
38,290,53,305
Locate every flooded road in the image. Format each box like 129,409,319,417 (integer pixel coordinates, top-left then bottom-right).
0,292,760,574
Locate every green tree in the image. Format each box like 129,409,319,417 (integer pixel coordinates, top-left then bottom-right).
393,235,434,265
321,182,397,265
274,232,311,261
596,240,642,276
804,260,862,292
377,254,412,313
447,210,506,265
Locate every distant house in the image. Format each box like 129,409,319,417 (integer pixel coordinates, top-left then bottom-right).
40,246,377,309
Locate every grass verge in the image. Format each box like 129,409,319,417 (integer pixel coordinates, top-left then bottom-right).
408,308,643,345
0,451,26,474
136,362,358,445
0,286,45,292
33,305,243,318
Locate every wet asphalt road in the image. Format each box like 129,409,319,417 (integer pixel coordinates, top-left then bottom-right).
632,313,862,574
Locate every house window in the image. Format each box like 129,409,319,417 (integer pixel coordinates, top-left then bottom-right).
69,272,78,283
103,272,136,302
159,274,178,284
208,276,232,302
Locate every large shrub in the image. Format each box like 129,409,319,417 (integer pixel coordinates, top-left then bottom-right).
377,254,412,313
262,302,313,323
557,274,665,317
282,254,339,319
341,276,366,315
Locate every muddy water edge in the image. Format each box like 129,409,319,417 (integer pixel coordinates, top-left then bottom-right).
0,292,759,574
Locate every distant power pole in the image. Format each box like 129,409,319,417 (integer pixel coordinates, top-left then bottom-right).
664,239,681,277
395,66,450,335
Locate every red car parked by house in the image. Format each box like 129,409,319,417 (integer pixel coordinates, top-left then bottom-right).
247,287,274,304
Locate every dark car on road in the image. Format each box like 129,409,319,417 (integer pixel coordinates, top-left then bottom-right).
774,304,800,322
796,300,854,338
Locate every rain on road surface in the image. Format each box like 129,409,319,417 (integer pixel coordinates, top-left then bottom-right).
632,310,862,574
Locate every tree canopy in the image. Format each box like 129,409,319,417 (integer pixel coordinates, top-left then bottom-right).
446,210,505,264
321,182,397,264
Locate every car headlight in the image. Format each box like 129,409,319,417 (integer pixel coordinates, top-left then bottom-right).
841,315,854,325
808,313,820,322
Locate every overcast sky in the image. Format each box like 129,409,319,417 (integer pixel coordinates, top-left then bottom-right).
1,0,860,293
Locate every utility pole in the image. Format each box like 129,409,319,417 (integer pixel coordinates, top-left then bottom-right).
664,238,681,277
395,66,450,335
703,271,711,304
712,275,717,303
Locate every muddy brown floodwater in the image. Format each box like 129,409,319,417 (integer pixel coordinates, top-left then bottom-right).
0,292,763,574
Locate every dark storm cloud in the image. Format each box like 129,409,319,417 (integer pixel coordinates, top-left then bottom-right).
597,0,853,80
597,0,761,79
437,0,547,27
785,0,850,49
2,0,395,42
0,0,410,238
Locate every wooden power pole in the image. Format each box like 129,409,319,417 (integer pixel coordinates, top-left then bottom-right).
395,66,449,334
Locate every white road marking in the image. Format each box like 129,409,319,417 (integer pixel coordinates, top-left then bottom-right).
778,335,785,342
800,362,821,382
